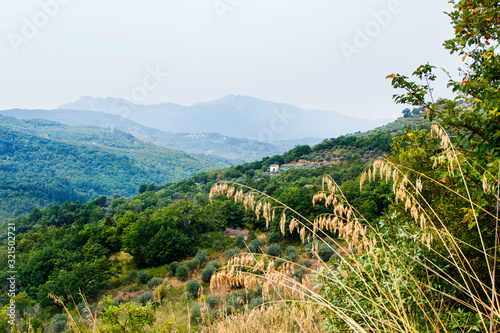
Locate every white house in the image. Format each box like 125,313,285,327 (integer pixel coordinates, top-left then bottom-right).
269,164,280,172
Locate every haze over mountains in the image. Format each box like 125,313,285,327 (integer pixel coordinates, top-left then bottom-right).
1,95,390,162
58,95,389,141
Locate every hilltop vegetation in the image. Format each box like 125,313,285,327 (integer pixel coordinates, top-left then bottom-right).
0,110,431,331
0,116,233,221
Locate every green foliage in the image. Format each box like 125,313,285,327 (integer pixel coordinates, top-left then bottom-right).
285,246,299,262
225,248,240,259
168,262,179,277
185,258,200,271
205,295,220,309
190,304,202,323
152,282,170,303
195,250,209,266
250,239,263,253
137,291,153,306
175,265,189,282
98,296,155,332
126,270,137,282
235,235,245,248
186,280,201,298
147,277,163,289
318,243,335,262
208,260,219,270
201,265,216,283
137,270,150,284
266,243,282,257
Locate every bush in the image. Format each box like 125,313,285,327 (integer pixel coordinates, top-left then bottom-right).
293,267,306,283
190,304,201,323
318,243,335,262
266,243,282,257
235,235,245,248
209,260,219,269
168,261,179,277
205,295,221,309
52,314,67,333
286,246,299,262
147,277,164,289
137,270,150,284
186,280,201,298
175,265,190,281
267,232,280,244
195,250,208,266
249,297,264,310
274,258,285,268
138,291,153,305
212,241,223,252
185,258,200,271
299,259,311,268
225,248,240,259
126,269,137,282
250,239,263,253
182,292,194,302
201,265,216,283
247,244,257,253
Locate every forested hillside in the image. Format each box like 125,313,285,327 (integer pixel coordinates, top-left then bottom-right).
0,118,233,221
0,112,429,331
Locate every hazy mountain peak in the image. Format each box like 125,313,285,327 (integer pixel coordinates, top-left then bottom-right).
58,96,136,112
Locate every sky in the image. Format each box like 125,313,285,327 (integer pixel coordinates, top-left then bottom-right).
0,0,462,120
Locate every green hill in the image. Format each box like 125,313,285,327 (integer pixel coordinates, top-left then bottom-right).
0,117,234,221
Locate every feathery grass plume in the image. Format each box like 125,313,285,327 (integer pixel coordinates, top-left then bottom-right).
207,124,500,332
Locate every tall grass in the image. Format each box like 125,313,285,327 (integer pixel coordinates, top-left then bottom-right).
208,124,499,332
47,125,498,332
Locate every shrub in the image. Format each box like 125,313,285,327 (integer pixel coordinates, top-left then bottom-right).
186,280,201,298
52,314,67,333
147,277,164,289
212,241,223,252
225,248,240,259
182,292,194,302
190,304,201,323
318,243,335,262
298,259,311,268
250,239,263,253
205,295,221,309
248,297,264,310
153,282,170,303
185,258,200,271
246,244,257,253
266,243,281,257
201,265,216,283
175,265,190,281
274,258,285,268
209,260,219,269
138,291,153,305
286,246,299,262
126,269,137,282
137,270,150,284
195,250,208,266
235,235,245,248
168,261,179,277
267,232,280,244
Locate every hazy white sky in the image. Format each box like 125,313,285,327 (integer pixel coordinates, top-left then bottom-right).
0,0,461,120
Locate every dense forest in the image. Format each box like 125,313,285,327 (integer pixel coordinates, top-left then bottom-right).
0,111,426,331
0,116,234,221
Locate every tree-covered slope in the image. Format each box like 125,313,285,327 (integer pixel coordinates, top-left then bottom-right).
0,120,233,221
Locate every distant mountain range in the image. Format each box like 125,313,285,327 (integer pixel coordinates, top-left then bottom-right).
58,95,389,141
0,108,290,162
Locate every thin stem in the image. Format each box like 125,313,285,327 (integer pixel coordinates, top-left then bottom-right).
489,163,500,333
